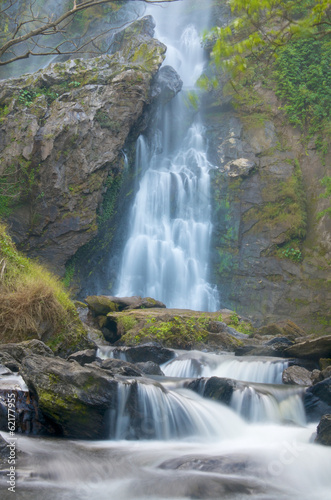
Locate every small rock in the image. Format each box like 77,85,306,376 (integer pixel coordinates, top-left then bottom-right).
100,358,143,377
282,366,312,386
135,361,164,376
68,349,97,366
315,414,331,446
224,158,256,177
311,369,323,385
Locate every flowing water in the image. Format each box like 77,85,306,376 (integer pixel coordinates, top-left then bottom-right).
1,348,331,500
1,2,331,499
114,0,219,311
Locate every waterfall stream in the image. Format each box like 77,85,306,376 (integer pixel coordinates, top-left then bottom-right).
4,349,331,500
1,2,331,500
114,0,219,311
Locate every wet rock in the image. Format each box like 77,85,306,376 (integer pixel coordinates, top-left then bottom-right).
185,377,237,405
282,366,312,386
0,340,54,364
235,337,294,357
285,335,331,361
304,377,331,422
68,349,97,366
112,344,175,365
0,352,20,372
159,453,261,475
315,414,331,446
135,361,164,376
152,65,183,103
99,358,143,377
20,354,118,439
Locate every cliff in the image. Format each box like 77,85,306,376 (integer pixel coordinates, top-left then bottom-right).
0,16,171,276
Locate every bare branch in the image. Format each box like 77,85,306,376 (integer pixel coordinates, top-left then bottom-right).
0,0,179,65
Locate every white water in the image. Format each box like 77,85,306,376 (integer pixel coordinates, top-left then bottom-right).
1,2,331,499
114,0,219,311
161,350,288,384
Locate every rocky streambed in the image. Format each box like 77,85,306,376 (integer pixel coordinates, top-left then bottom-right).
1,298,331,499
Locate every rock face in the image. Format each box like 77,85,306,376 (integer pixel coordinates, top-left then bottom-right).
315,414,331,446
207,91,331,331
0,16,171,276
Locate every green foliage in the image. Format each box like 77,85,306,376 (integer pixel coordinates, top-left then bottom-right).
117,315,138,333
97,172,123,225
18,87,59,106
274,38,331,149
229,311,239,326
95,110,121,133
317,176,331,219
0,158,36,217
63,262,75,288
205,1,330,150
277,242,303,263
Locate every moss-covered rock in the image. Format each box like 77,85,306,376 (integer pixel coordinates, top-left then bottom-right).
20,354,118,439
100,308,246,351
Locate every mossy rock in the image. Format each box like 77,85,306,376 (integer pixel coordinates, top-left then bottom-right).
105,309,243,350
20,354,118,439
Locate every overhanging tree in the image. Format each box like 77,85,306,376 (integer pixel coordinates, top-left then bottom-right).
0,0,178,67
208,0,330,74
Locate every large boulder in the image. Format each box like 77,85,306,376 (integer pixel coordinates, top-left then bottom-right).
20,355,118,439
285,336,331,361
304,377,331,422
315,414,331,446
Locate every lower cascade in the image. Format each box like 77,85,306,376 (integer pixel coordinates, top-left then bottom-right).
4,346,331,500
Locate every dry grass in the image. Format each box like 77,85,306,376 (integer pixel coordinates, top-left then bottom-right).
0,223,76,343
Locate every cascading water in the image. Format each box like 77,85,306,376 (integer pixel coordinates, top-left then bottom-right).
1,3,331,500
114,1,219,311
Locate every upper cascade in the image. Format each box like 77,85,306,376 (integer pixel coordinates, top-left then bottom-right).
114,1,219,311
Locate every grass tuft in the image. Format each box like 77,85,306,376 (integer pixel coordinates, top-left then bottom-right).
0,223,76,343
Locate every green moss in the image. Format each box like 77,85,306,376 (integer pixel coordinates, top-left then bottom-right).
117,315,138,333
95,110,121,133
121,315,209,349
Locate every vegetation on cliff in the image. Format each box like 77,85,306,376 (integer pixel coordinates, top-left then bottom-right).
205,0,331,219
0,224,90,354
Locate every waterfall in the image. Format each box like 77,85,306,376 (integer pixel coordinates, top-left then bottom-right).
162,351,288,384
230,384,307,425
108,379,244,441
114,0,219,311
